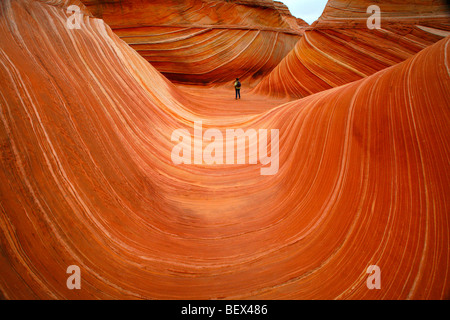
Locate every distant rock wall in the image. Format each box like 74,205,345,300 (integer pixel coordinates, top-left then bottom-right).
80,0,307,85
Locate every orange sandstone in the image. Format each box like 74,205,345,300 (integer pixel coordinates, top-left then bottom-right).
253,0,450,98
0,0,448,300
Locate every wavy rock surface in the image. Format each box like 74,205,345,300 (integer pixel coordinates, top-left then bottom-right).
0,0,449,300
80,0,306,85
315,0,450,27
253,0,450,98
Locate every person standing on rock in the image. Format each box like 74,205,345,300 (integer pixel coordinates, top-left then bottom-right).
234,78,241,100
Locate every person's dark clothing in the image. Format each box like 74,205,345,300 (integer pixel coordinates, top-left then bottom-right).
234,80,241,99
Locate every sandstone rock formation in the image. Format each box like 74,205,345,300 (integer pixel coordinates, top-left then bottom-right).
81,0,307,85
315,0,449,27
253,0,450,98
0,0,449,300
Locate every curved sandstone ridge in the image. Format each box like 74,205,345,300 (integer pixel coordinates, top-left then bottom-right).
252,25,450,98
315,0,450,27
0,0,449,300
82,0,307,30
80,0,306,85
253,0,450,98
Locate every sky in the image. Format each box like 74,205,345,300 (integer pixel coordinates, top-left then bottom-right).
281,0,329,25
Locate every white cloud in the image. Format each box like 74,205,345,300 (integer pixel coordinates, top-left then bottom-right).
280,0,329,24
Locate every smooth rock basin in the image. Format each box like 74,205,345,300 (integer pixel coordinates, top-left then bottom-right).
0,0,448,299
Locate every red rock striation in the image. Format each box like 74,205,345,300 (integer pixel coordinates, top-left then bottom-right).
80,0,306,85
253,0,450,98
0,0,449,300
315,0,450,28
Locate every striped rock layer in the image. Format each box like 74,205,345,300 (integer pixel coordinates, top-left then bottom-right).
81,0,306,85
315,0,450,27
253,0,450,98
0,0,449,300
